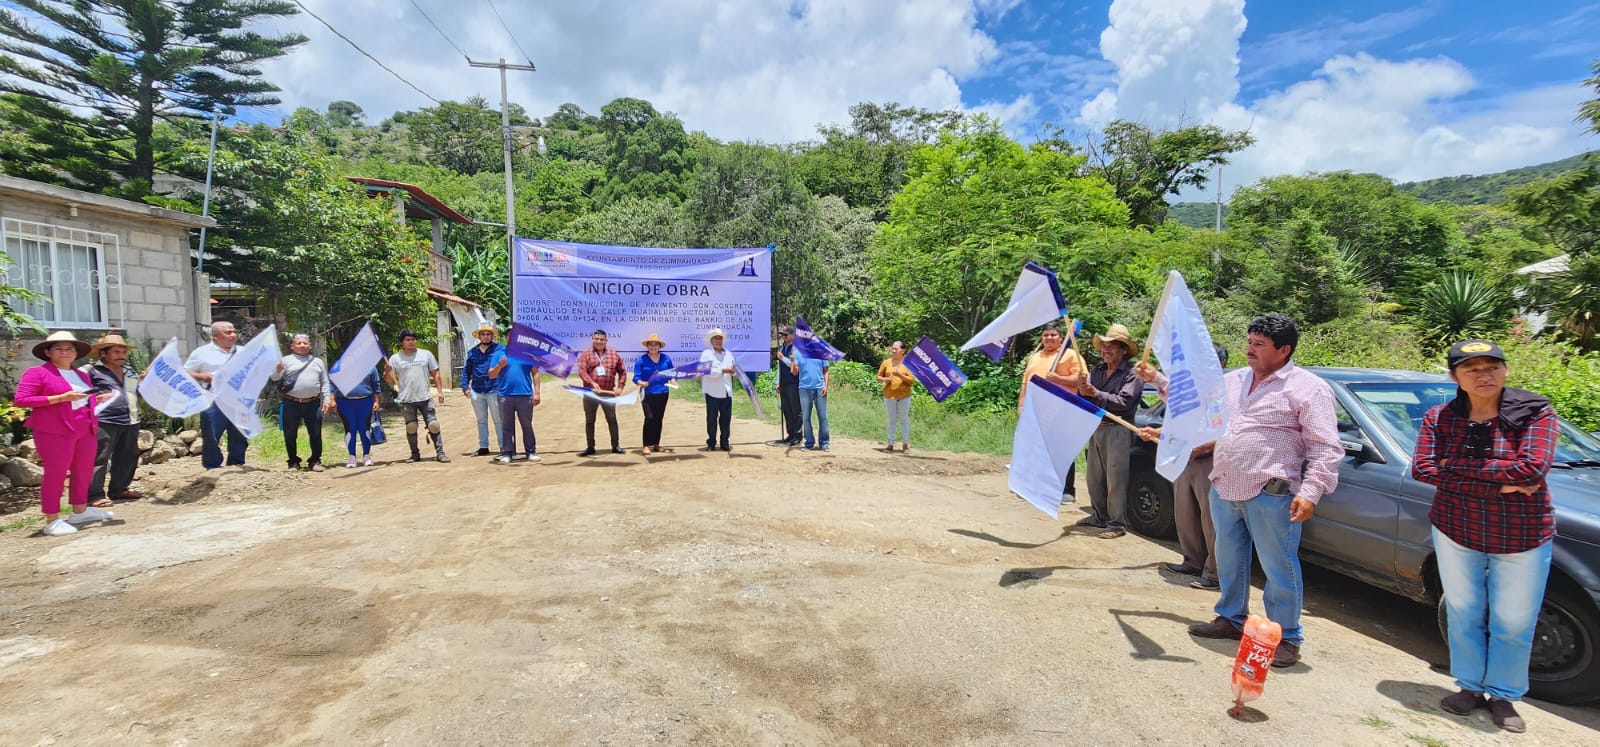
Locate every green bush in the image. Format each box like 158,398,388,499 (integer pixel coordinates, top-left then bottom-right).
1502,333,1600,432
941,349,1022,414
825,360,880,395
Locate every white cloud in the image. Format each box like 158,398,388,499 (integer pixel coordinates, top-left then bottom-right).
1078,0,1595,197
256,0,1004,142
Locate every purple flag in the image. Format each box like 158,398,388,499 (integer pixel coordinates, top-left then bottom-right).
505,321,577,378
976,337,1011,362
903,336,968,402
648,360,713,385
794,316,846,362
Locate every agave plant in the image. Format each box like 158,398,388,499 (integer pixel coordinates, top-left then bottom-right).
1413,271,1512,343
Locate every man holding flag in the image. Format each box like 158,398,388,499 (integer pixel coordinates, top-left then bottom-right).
184,321,248,470
1076,324,1146,539
1137,343,1230,590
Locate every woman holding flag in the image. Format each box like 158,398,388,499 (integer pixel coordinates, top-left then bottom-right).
1018,324,1085,500
633,333,674,454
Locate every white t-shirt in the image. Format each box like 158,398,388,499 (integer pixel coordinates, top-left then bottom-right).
387,349,439,403
183,343,236,390
699,348,737,399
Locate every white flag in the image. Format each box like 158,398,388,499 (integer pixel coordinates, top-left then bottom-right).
562,385,639,406
138,338,215,418
961,262,1067,352
212,324,280,438
1147,271,1229,482
1010,376,1103,519
329,322,384,395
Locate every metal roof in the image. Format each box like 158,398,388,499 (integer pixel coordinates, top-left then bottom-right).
347,177,474,225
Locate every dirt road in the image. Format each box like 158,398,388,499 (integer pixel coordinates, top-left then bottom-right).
2,392,1596,745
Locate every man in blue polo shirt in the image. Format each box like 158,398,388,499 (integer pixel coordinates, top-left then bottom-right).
488,346,541,464
792,348,831,451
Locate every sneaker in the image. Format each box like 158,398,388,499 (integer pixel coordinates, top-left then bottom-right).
523,454,540,462
346,458,357,468
611,447,625,454
286,461,301,471
1487,699,1526,733
308,463,325,473
1164,563,1203,576
405,454,423,463
579,447,597,457
495,455,513,465
362,456,375,467
1439,689,1485,716
821,445,830,451
1187,615,1243,640
43,518,78,536
436,452,451,463
66,506,113,525
1191,578,1221,591
475,447,491,456
802,445,814,451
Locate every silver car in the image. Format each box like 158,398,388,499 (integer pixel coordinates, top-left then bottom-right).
1127,367,1600,704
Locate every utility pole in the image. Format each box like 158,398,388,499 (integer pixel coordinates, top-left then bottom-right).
468,57,536,263
1214,165,1223,233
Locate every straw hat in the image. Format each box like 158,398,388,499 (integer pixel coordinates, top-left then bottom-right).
472,322,498,338
32,330,90,361
89,333,132,358
641,333,665,347
1092,324,1140,358
704,327,726,346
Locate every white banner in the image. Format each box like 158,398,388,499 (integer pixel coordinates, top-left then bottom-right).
961,262,1066,354
212,324,281,438
1147,271,1229,482
139,338,214,418
329,322,384,395
1010,376,1103,519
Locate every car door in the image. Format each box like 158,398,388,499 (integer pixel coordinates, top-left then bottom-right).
1300,392,1403,580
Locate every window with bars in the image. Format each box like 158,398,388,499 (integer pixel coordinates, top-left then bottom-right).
1,217,120,328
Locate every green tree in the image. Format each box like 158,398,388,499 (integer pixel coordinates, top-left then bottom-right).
405,97,504,175
1227,172,1461,298
593,97,695,204
1507,165,1600,347
794,101,962,216
1581,58,1600,136
869,116,1128,344
544,102,597,132
557,197,689,247
1084,120,1255,227
0,0,306,194
326,100,364,128
1240,211,1365,326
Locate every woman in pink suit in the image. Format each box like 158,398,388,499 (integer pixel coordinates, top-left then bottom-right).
14,331,114,536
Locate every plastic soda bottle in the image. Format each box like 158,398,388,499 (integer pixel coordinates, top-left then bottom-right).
1230,614,1282,712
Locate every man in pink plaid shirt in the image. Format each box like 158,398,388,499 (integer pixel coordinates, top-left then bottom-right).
1184,314,1342,670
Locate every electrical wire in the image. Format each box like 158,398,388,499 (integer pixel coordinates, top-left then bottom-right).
483,0,536,67
406,0,469,61
288,0,440,104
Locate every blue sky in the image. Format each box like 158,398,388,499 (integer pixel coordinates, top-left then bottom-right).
14,0,1588,191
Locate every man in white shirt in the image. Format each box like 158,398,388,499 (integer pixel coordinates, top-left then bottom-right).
385,329,450,463
700,328,737,451
184,321,248,469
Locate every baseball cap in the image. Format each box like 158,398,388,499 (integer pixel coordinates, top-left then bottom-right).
1446,339,1506,370
778,325,793,335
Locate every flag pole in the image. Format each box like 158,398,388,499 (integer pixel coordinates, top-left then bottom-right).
1100,410,1144,435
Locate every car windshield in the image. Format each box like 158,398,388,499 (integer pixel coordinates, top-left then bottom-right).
1346,382,1600,465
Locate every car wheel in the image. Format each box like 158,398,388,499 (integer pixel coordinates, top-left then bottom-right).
1435,582,1600,704
1125,468,1175,539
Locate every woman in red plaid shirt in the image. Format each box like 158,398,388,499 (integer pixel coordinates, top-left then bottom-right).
1412,339,1557,734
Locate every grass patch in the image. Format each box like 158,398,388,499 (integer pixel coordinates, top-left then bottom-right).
1360,715,1394,730
1,513,45,534
1405,734,1449,747
250,417,358,464
672,379,1018,456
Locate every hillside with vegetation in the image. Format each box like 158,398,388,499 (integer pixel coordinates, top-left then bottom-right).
2,3,1599,430
1398,152,1598,205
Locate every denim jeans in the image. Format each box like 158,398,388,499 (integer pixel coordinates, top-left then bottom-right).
1433,527,1553,701
884,396,910,444
1211,487,1305,646
469,390,500,450
200,404,248,469
799,387,829,448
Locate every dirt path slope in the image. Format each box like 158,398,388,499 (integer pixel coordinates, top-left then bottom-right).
1,392,1596,745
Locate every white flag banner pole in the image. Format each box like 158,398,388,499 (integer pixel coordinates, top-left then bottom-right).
211,324,281,438
329,322,384,395
1010,376,1104,519
138,338,215,418
1147,270,1229,482
961,262,1067,353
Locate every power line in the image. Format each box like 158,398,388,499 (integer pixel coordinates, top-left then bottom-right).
406,0,469,61
288,0,440,104
483,0,536,67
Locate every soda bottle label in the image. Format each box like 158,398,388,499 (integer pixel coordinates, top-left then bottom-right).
1234,637,1274,684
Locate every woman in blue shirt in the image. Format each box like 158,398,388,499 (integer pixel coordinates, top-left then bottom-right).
632,333,674,453
332,364,383,468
